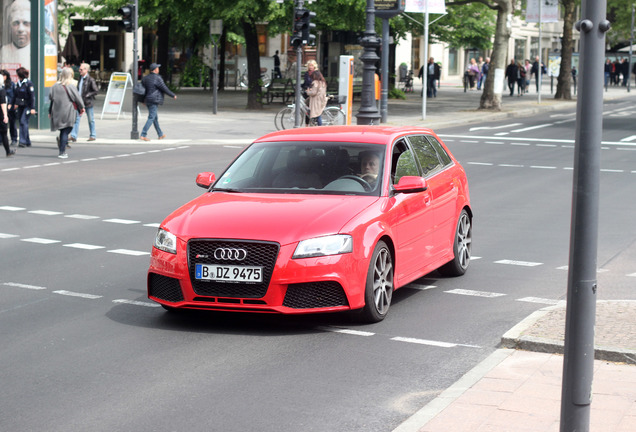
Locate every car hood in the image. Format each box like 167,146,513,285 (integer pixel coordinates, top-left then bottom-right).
161,192,379,246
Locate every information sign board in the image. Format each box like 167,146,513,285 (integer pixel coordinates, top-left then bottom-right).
101,72,131,119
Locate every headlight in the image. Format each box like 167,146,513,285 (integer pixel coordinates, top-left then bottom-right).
293,235,353,259
154,228,177,254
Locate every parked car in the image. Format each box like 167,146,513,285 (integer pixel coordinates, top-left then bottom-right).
148,126,472,322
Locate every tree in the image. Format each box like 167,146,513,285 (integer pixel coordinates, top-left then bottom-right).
554,0,577,99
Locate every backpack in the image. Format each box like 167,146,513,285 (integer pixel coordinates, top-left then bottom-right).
133,81,146,98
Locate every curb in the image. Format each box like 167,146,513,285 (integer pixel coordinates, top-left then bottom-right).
392,349,515,432
501,301,636,365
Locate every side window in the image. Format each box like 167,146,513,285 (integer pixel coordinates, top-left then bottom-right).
391,140,419,184
426,136,453,167
408,135,443,177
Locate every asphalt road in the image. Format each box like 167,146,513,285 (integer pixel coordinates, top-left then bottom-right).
1,100,635,431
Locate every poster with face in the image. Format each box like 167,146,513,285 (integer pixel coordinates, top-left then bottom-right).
0,0,32,76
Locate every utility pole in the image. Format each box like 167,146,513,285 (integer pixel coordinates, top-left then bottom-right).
131,0,139,139
356,0,381,125
559,0,610,430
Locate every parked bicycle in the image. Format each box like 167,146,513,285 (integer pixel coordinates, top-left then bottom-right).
239,65,271,89
275,95,346,130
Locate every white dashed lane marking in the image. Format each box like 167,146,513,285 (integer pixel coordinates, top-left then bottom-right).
28,210,64,215
63,243,105,250
21,238,60,244
107,249,150,256
3,282,46,290
444,289,506,298
391,337,481,349
0,206,25,211
112,299,161,307
495,259,543,267
53,290,103,300
103,218,141,225
517,297,562,306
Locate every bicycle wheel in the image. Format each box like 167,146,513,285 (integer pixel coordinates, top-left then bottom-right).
322,107,346,126
278,107,296,130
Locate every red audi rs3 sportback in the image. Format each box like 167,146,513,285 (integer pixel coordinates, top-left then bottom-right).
148,126,472,322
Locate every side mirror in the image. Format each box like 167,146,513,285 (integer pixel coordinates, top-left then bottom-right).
393,176,428,193
195,172,216,189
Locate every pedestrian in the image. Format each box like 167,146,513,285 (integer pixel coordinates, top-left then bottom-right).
139,63,177,141
70,63,99,142
49,67,84,159
531,56,542,92
306,70,327,125
466,58,479,90
524,59,532,93
571,66,577,94
516,61,526,96
479,57,490,91
301,59,318,92
0,70,18,146
506,59,518,96
273,50,281,79
604,59,612,91
13,67,36,148
0,71,15,157
621,58,629,87
475,57,483,90
420,57,441,98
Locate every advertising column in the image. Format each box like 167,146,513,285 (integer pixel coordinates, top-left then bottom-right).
0,0,56,130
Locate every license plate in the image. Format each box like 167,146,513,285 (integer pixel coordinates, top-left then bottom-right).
195,264,263,283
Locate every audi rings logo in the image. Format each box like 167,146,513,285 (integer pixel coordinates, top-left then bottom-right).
214,248,248,261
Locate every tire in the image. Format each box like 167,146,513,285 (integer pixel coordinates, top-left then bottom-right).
361,241,393,323
323,107,346,126
279,107,296,130
439,209,472,277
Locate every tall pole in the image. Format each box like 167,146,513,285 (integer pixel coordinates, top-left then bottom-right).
380,18,389,123
559,2,610,431
356,0,381,125
628,5,634,93
294,0,304,128
421,7,429,120
130,0,139,139
538,0,542,104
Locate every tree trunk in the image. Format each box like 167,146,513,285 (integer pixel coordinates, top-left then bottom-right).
218,29,227,92
480,0,513,111
242,19,262,110
555,0,576,99
157,18,171,83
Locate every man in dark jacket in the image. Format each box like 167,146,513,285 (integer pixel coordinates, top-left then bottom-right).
505,59,518,96
70,63,99,142
139,63,177,141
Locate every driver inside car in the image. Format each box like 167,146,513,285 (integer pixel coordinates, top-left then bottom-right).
359,151,381,185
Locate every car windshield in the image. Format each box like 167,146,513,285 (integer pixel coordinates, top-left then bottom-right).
213,141,385,196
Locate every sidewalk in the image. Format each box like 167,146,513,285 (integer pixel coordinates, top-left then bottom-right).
23,80,636,431
26,80,635,147
394,301,636,432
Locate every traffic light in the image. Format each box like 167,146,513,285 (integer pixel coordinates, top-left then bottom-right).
118,4,135,33
301,10,316,46
291,8,305,48
290,8,316,48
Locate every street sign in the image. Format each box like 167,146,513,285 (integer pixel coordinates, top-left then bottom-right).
375,0,405,18
209,20,223,35
84,25,109,32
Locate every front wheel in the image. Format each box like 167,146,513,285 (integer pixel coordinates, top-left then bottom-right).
322,107,346,126
439,209,472,276
361,241,393,323
278,107,296,130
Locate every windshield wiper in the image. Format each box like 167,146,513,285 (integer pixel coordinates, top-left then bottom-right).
210,187,243,193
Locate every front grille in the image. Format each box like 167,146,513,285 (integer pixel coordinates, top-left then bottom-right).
188,240,279,298
148,273,184,302
283,281,348,309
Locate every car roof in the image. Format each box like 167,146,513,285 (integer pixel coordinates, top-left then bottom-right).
254,126,437,146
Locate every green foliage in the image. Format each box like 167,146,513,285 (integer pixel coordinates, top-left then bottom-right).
389,88,406,99
606,0,636,48
179,56,210,87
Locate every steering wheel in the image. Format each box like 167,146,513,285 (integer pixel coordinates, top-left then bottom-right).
338,175,372,191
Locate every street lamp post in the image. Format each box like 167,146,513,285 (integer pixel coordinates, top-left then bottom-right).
356,0,381,125
131,0,139,139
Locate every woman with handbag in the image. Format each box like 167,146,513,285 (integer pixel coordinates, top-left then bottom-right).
49,67,84,159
